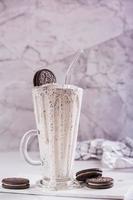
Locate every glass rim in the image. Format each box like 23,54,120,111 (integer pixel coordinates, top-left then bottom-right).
32,83,83,93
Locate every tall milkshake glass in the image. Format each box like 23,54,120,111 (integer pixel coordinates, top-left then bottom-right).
20,83,83,190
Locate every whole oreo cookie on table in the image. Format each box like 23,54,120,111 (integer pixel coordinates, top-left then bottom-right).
86,176,114,189
2,177,30,189
76,168,102,182
33,69,56,86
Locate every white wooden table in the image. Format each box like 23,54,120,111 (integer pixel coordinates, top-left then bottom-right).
0,152,133,200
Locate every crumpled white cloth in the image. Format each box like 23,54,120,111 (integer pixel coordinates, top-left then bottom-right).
75,137,133,169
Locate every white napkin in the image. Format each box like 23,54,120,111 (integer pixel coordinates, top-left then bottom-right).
76,137,133,169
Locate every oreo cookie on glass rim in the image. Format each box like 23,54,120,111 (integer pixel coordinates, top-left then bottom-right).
76,168,102,182
86,176,114,189
33,69,56,86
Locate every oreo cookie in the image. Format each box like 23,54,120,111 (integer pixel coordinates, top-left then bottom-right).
86,177,114,189
76,168,102,182
2,177,30,189
33,69,56,86
86,183,113,189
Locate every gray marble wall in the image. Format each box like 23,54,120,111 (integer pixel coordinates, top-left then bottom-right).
0,0,133,151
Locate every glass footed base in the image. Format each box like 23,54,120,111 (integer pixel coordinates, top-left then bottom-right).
36,178,81,191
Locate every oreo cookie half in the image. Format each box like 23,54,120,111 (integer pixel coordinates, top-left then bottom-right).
2,177,30,190
76,168,102,177
86,177,114,189
76,168,102,182
33,69,56,86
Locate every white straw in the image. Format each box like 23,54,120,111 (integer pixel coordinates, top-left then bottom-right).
65,49,84,84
